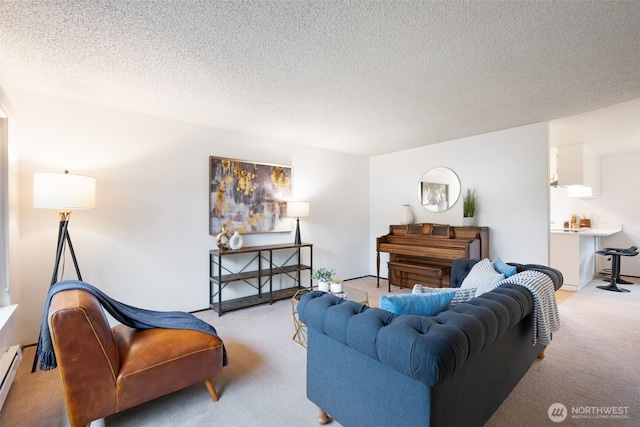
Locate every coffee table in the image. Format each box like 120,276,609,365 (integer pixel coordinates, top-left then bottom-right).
291,285,369,348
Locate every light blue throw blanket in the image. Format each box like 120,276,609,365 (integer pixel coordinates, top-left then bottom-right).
37,280,228,370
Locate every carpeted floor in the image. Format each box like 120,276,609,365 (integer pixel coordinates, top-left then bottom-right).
486,276,639,427
2,276,638,426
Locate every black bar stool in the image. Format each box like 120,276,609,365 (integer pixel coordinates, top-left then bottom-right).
596,246,638,292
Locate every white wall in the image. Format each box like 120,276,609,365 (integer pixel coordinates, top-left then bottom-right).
550,151,640,276
369,123,550,275
12,92,369,344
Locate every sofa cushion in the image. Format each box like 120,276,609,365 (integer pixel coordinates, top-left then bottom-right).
380,291,456,316
460,258,505,296
491,257,517,277
412,285,477,308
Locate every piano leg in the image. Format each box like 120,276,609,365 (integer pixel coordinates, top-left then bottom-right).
376,251,381,288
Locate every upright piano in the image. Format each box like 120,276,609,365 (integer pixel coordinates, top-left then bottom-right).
376,223,489,290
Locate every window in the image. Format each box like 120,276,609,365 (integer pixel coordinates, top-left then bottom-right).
0,113,9,306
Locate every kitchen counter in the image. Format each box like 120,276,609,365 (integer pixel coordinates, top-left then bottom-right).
549,227,621,291
550,228,621,237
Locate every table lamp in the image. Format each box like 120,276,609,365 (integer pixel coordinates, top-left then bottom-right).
286,201,309,245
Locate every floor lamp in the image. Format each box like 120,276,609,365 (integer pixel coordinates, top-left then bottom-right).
31,170,96,372
286,201,310,245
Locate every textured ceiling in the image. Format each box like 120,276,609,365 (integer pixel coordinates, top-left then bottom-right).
1,1,639,157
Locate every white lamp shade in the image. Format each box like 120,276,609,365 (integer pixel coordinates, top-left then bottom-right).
33,172,96,210
286,201,310,218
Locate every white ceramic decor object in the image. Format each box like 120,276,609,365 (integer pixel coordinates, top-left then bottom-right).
400,204,413,224
330,281,343,293
229,231,243,250
318,281,330,292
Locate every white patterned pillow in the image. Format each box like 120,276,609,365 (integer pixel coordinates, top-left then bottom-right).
459,258,505,297
412,285,477,308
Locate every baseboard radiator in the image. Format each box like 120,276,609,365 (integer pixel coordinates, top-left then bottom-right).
0,344,21,410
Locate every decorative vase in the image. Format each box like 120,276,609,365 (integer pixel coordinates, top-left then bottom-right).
216,225,232,249
318,281,330,292
400,204,413,225
229,231,243,250
330,280,343,293
462,217,475,227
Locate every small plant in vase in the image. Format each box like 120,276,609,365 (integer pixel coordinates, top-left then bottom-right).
311,267,335,292
462,188,478,226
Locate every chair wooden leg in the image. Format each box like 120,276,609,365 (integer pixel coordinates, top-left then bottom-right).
204,378,219,402
538,346,547,359
317,407,332,425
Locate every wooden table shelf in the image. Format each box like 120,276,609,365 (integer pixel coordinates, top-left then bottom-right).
209,243,312,315
211,287,302,314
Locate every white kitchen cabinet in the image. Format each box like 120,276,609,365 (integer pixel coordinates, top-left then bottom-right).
549,228,621,291
556,143,600,197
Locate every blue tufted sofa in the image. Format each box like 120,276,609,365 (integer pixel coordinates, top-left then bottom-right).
297,259,563,427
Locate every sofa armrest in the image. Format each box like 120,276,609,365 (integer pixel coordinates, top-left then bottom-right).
451,258,564,291
513,264,564,291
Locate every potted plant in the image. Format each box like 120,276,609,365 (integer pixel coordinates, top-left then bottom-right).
462,188,478,226
311,267,335,292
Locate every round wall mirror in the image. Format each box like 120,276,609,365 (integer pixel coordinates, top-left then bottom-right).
417,167,461,212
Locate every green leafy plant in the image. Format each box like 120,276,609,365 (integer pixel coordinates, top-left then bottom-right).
463,188,478,218
311,267,335,283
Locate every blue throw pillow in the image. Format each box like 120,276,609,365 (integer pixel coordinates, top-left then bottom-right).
492,257,517,277
379,292,456,316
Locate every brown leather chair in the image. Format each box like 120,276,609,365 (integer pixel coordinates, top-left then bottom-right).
48,288,224,427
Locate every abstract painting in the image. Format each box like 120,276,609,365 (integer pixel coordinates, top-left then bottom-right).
209,157,292,234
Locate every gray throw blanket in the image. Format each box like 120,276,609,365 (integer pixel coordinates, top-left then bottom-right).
496,270,561,346
37,280,228,370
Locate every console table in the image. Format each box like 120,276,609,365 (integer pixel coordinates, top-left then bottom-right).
209,243,312,315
